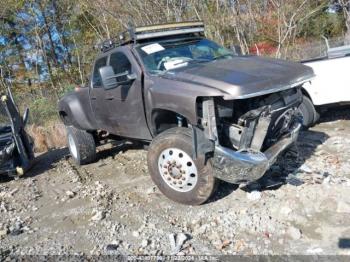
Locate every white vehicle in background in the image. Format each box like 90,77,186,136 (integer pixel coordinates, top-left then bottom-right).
300,39,350,127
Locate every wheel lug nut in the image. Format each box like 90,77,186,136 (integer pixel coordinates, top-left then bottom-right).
167,177,171,181
182,177,185,180
179,181,182,185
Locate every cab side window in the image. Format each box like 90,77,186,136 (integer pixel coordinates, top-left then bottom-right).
92,57,107,88
109,52,132,82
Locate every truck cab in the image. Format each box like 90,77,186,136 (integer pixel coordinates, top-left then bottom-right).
89,46,151,140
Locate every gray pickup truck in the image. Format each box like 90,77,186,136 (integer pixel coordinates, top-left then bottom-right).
58,22,314,205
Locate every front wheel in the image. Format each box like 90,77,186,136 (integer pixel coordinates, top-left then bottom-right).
66,126,96,165
298,95,319,127
147,127,217,205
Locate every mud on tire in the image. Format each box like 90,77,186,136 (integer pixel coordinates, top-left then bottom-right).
147,127,217,205
66,126,96,165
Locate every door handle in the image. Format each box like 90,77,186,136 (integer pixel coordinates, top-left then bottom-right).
91,97,97,100
106,97,114,100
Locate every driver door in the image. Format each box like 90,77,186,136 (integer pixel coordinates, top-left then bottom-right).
91,48,151,140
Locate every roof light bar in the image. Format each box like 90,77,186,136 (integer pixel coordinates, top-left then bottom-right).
135,27,204,40
99,21,204,52
134,21,204,33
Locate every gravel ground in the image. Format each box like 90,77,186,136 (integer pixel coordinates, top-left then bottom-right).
1,106,350,257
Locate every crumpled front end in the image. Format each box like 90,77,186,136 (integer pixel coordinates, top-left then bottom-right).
198,87,303,184
213,120,301,183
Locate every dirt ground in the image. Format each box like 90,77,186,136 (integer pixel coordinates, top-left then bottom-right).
1,106,350,257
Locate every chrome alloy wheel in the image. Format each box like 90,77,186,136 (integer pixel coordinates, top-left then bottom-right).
68,134,78,159
158,148,198,192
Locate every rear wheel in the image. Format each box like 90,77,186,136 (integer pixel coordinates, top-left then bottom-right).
299,95,319,127
66,126,96,165
147,127,217,205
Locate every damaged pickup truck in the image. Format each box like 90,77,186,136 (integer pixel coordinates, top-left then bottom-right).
58,22,315,205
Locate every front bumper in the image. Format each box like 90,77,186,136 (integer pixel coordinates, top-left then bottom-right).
212,122,301,184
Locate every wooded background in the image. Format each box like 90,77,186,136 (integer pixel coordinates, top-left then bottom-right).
0,0,349,125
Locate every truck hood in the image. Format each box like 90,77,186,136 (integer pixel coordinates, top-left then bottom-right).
160,56,315,99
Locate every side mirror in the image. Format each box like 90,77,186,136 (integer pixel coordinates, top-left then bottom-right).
99,66,137,90
23,108,29,126
99,66,118,89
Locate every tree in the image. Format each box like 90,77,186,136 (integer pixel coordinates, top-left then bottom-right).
1,0,349,97
339,0,350,43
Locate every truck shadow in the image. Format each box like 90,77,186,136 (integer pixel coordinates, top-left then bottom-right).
0,140,146,183
96,140,146,161
25,148,70,179
24,141,145,179
208,129,329,203
317,105,350,124
248,129,329,192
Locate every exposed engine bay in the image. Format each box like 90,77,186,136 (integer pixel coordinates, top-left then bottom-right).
195,87,303,184
215,88,303,152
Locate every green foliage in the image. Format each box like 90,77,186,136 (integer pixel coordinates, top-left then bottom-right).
28,97,58,126
58,84,75,97
12,82,75,126
298,12,346,39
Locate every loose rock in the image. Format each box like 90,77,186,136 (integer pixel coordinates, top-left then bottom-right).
90,211,105,221
246,191,262,201
141,239,149,248
105,244,119,251
299,164,313,174
287,226,302,240
132,231,140,237
65,190,75,198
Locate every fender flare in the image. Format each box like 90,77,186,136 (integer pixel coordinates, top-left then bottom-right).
58,95,96,130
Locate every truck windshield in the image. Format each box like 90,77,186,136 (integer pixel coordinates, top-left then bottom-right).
136,38,234,74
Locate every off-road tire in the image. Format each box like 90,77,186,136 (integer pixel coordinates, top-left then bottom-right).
299,95,319,127
66,126,96,165
147,127,217,205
